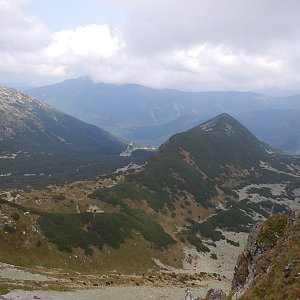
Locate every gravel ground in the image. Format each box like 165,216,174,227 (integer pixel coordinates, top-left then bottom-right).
181,231,248,279
0,263,52,282
0,260,231,299
2,285,218,300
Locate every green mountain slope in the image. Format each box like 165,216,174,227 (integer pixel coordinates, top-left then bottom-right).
0,87,141,188
89,113,300,251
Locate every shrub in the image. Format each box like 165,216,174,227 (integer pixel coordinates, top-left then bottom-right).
52,194,66,201
3,224,17,233
11,212,20,221
37,207,175,254
257,214,289,249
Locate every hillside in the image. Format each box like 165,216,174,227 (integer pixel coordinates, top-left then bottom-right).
0,113,299,297
89,114,300,252
0,87,144,188
28,78,300,153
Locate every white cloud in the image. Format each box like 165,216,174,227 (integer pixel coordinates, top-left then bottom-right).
46,24,123,60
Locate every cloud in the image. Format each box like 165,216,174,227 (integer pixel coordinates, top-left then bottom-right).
123,0,300,55
46,24,123,62
40,24,125,79
1,0,300,90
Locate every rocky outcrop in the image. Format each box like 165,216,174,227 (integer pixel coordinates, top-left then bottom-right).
231,222,263,296
230,211,299,299
203,289,226,300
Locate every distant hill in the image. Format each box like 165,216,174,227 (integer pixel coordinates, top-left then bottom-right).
28,77,300,153
242,109,300,154
0,87,144,188
28,77,267,130
121,115,205,146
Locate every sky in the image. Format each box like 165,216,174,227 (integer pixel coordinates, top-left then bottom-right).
1,0,300,91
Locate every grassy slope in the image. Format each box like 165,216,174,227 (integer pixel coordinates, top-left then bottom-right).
0,196,177,273
89,114,295,251
90,114,268,209
1,114,299,275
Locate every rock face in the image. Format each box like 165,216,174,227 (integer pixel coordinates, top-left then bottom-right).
230,212,300,299
203,289,227,300
231,222,263,297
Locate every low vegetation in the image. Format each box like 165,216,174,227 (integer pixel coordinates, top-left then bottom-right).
38,207,175,255
257,214,289,249
247,187,274,198
0,284,9,295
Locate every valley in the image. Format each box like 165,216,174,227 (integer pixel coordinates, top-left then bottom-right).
0,108,299,299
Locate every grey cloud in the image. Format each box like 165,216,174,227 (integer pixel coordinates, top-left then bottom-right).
123,0,300,55
1,0,300,91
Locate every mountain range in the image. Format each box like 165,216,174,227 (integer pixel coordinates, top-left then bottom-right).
28,77,300,153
